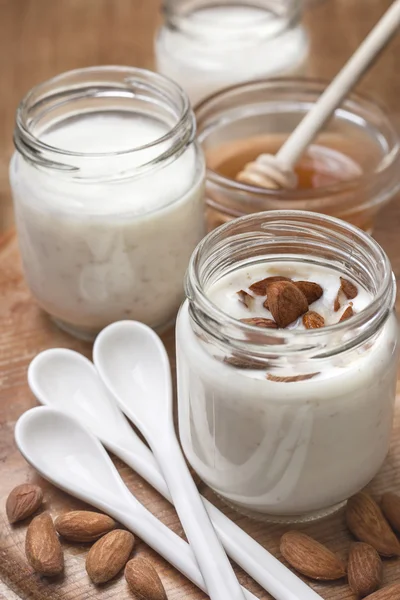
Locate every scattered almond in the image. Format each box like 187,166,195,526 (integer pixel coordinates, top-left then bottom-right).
55,510,116,542
249,276,291,296
348,542,382,598
280,531,346,580
25,512,64,576
240,317,278,328
346,492,400,557
340,277,358,299
339,304,354,322
86,529,135,584
267,281,308,328
363,583,400,599
6,483,43,524
303,311,325,329
381,492,400,533
237,290,254,309
125,557,167,600
294,281,323,305
223,355,267,370
267,373,319,382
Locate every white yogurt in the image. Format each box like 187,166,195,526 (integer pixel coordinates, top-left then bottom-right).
176,261,398,518
156,4,309,106
10,111,205,337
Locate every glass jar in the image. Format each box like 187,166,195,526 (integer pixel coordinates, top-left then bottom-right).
176,210,398,522
155,0,308,106
195,79,400,232
10,66,206,340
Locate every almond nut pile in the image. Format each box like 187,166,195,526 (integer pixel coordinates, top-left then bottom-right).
225,274,358,373
5,482,167,598
280,491,400,599
237,274,358,330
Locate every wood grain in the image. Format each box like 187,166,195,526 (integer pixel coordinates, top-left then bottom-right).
1,1,400,599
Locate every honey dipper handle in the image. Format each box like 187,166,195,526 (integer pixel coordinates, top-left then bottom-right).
276,0,400,169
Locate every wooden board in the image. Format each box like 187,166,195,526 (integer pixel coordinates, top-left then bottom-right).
1,1,400,599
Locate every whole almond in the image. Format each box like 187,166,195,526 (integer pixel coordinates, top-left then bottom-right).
249,276,291,296
303,311,325,329
6,483,44,524
364,583,400,599
294,281,323,305
348,543,382,597
25,512,64,576
125,557,167,600
381,492,400,533
280,531,346,580
340,277,358,299
86,529,135,584
267,281,308,328
55,510,116,542
346,493,400,557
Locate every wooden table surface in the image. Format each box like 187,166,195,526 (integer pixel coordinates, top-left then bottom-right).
1,1,400,599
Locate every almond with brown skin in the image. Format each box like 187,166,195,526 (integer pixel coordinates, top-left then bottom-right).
346,492,400,557
237,290,254,309
363,583,400,599
339,305,354,322
125,557,167,600
240,317,278,328
224,355,267,370
334,290,341,312
249,276,291,296
341,276,358,299
381,492,400,533
86,529,135,584
303,311,325,329
280,531,346,580
25,512,64,576
348,543,382,598
6,483,44,524
294,281,323,305
267,281,308,328
55,510,116,542
267,373,319,383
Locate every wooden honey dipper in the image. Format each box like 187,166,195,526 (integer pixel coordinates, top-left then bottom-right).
237,0,400,190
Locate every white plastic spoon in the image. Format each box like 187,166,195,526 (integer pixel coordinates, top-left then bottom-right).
15,406,257,600
28,348,322,600
93,321,246,600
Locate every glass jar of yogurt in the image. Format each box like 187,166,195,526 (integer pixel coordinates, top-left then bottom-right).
176,210,399,522
155,0,308,106
10,66,206,339
196,78,400,232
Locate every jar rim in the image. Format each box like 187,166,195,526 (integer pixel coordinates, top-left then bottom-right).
195,77,400,202
186,210,395,356
14,65,196,176
162,0,302,38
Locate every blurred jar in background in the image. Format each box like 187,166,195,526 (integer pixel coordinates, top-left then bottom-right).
155,0,309,106
195,78,400,232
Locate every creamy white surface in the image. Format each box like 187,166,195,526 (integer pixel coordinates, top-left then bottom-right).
10,113,205,336
156,5,308,105
176,261,398,517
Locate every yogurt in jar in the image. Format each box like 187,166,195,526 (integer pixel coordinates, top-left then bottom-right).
10,67,206,339
156,2,308,106
177,258,398,519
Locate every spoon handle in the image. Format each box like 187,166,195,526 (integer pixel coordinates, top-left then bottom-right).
110,500,257,600
113,439,322,600
152,436,247,600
